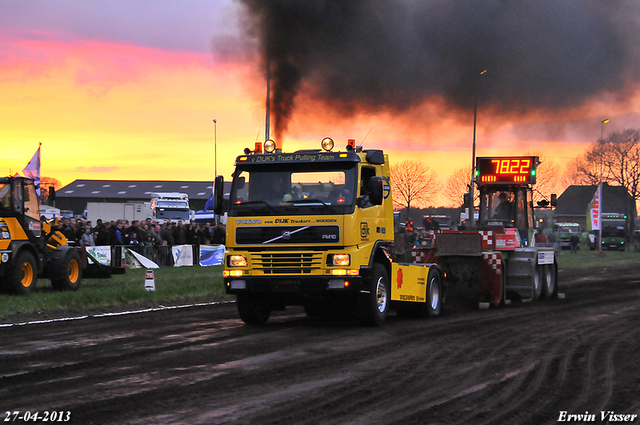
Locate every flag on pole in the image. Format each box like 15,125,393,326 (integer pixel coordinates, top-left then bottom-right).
23,143,41,198
587,184,602,231
204,192,214,210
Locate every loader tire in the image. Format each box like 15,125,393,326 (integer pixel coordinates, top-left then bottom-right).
51,249,82,291
11,251,37,295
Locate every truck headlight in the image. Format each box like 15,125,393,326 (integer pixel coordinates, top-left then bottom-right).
332,254,350,266
228,255,248,267
1,253,8,263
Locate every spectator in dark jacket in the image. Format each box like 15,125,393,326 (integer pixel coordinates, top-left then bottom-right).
172,220,187,245
161,222,175,246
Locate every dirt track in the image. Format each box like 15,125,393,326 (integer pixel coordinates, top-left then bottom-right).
1,265,640,425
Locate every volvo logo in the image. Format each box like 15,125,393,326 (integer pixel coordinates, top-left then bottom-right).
282,231,291,240
237,219,262,225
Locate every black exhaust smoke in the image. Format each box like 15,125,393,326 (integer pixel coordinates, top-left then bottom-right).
238,0,640,139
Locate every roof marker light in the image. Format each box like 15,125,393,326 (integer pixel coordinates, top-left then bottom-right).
264,139,276,153
321,137,334,151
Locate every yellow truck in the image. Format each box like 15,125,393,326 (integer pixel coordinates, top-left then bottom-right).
215,138,445,325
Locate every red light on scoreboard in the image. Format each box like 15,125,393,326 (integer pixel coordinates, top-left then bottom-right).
476,156,538,185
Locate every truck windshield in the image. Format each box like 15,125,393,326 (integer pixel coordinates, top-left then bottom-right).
229,163,358,216
156,200,188,209
602,222,626,238
478,187,533,232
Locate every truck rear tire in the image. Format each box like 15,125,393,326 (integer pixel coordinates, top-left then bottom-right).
357,263,389,326
425,270,443,317
237,294,272,325
51,249,82,291
11,251,37,294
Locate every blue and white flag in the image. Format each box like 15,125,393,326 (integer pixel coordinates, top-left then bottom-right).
22,143,41,199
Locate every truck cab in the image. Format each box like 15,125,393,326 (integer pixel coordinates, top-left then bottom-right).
150,192,191,223
216,138,444,325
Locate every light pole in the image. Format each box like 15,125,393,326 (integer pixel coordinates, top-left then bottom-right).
598,118,609,253
213,119,217,177
469,69,487,227
599,119,609,184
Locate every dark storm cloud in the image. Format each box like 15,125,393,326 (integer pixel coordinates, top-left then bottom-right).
237,0,640,137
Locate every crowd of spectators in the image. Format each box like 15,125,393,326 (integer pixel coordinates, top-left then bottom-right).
56,217,226,266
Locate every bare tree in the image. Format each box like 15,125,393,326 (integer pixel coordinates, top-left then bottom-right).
40,176,62,205
444,167,472,208
526,154,562,204
390,160,438,213
571,129,640,204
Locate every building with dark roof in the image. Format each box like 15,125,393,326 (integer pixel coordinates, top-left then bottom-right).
555,183,636,230
54,180,216,216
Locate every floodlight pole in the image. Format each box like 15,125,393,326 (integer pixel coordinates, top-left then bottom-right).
598,118,609,252
469,69,487,228
213,119,217,178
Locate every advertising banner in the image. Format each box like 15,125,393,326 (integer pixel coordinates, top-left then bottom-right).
199,244,225,266
587,184,602,231
86,246,112,266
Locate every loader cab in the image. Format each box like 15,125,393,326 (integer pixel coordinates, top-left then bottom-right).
475,156,539,245
478,186,535,235
0,177,41,238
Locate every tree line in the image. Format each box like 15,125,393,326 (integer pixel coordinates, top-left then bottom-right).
391,128,640,212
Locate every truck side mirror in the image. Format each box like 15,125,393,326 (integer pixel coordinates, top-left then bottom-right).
551,194,557,207
49,186,56,203
213,175,225,214
368,177,384,206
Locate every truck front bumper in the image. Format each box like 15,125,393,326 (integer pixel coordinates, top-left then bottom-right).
224,274,366,297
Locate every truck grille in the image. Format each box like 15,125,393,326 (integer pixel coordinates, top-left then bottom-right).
251,252,323,274
236,225,340,245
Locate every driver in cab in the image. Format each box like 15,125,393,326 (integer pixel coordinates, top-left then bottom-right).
494,192,513,220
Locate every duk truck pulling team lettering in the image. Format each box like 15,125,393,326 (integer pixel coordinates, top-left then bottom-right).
213,138,558,325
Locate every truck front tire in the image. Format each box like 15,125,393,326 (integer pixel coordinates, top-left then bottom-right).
237,294,272,325
11,251,37,295
424,270,443,317
357,263,389,326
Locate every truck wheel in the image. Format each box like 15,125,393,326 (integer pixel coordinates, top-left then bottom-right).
421,269,442,317
542,263,558,299
533,265,543,300
51,249,82,291
237,294,271,325
357,263,389,326
304,302,323,318
11,251,37,294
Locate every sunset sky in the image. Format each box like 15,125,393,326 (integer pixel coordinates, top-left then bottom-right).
2,0,640,206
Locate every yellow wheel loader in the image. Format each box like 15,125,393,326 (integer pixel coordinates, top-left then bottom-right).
0,176,82,294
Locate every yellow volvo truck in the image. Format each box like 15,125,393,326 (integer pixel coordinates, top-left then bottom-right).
215,138,446,325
